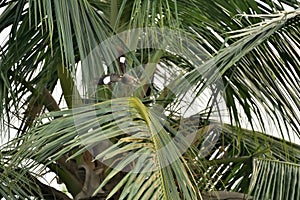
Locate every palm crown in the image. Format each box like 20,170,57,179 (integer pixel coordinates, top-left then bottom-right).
0,0,300,199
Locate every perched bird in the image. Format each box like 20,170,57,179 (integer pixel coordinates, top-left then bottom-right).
97,73,140,98
97,73,139,86
96,54,140,97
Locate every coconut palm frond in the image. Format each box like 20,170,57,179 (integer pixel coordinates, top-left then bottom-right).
0,0,62,137
169,10,300,142
1,0,300,199
5,97,200,199
249,159,300,200
0,150,44,199
188,122,300,193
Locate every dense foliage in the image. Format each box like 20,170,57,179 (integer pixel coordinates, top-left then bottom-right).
0,0,300,199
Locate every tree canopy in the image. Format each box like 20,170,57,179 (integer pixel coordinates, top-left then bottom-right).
0,0,300,199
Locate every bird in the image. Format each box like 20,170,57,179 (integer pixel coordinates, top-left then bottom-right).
97,73,140,98
97,73,139,86
96,53,140,98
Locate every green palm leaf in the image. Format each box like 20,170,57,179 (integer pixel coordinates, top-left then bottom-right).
8,97,200,199
249,159,300,200
1,0,300,199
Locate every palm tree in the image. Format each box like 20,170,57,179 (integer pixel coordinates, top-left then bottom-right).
1,0,300,199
